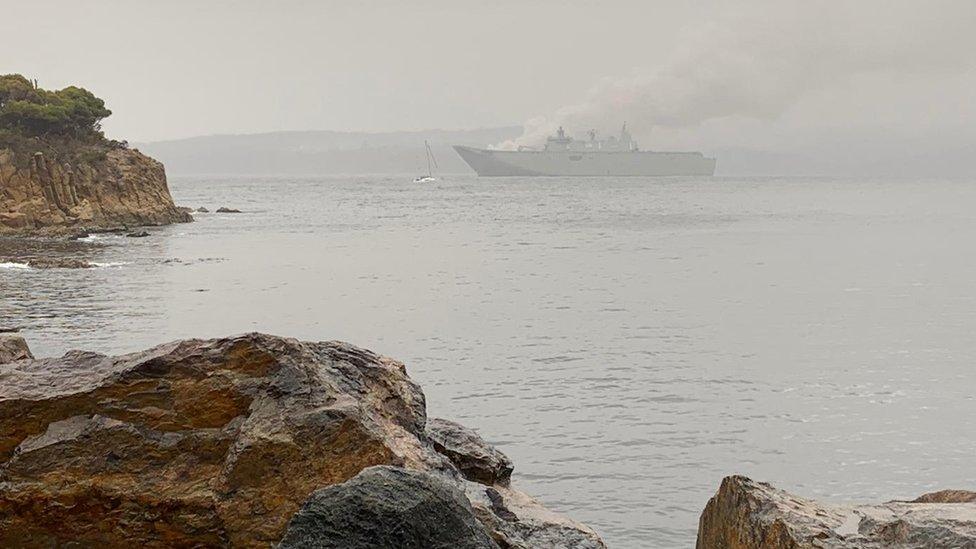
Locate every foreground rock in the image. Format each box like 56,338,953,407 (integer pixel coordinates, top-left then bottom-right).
697,475,976,548
279,466,498,549
0,334,32,364
0,333,604,548
0,147,191,236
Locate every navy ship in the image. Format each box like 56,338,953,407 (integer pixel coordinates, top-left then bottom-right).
454,125,716,177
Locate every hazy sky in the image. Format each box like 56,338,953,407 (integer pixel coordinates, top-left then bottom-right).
4,0,975,160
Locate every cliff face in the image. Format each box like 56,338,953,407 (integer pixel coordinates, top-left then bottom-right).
0,146,190,235
697,475,976,548
0,333,605,548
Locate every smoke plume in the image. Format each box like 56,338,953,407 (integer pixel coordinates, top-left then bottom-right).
498,1,975,150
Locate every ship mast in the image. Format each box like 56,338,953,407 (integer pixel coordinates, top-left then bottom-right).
424,140,438,177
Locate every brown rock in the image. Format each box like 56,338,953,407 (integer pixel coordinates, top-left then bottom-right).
697,475,976,548
911,490,976,504
0,334,32,364
0,147,192,236
427,417,514,485
0,333,604,548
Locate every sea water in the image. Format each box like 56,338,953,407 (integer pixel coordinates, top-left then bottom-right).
2,174,975,547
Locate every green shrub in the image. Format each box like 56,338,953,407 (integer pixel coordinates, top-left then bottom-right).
0,74,112,139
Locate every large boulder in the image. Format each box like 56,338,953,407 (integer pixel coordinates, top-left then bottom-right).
0,334,32,364
697,475,976,548
427,417,513,486
279,465,498,549
0,333,604,547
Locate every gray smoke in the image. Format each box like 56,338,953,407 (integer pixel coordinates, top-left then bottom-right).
499,1,976,149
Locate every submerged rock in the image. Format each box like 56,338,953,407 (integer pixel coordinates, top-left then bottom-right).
279,466,498,549
697,475,976,548
126,230,150,238
26,257,93,269
197,206,210,213
216,206,242,213
427,417,513,486
0,333,604,547
0,334,32,364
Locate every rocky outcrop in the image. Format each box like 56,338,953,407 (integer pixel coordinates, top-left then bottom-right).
0,147,191,236
279,465,499,549
0,333,604,548
0,334,32,364
697,475,976,548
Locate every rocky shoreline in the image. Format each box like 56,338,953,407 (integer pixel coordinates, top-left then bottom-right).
0,333,605,548
0,147,191,237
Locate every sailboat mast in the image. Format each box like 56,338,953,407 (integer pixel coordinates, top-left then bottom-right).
425,140,432,177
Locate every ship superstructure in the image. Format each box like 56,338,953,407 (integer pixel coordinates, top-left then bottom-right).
454,125,716,177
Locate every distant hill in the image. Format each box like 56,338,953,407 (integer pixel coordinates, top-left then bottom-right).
136,127,521,175
137,125,976,177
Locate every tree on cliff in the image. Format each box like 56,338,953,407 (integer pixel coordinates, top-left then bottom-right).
0,74,111,139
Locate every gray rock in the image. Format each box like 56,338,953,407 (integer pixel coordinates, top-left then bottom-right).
126,230,150,238
216,206,242,213
196,207,210,213
465,481,607,549
697,475,976,548
278,465,499,549
0,335,32,364
26,257,93,269
427,417,513,485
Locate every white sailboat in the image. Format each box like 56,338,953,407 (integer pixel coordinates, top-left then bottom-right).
413,140,438,183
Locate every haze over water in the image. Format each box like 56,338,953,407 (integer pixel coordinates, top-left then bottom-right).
3,174,975,547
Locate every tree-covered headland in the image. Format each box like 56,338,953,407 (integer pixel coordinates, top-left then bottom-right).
0,74,125,163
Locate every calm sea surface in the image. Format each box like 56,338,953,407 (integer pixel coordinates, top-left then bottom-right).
3,174,976,547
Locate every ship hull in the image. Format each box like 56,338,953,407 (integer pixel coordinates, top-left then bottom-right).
453,146,716,177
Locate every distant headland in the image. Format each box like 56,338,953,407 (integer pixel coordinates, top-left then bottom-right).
0,74,190,236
